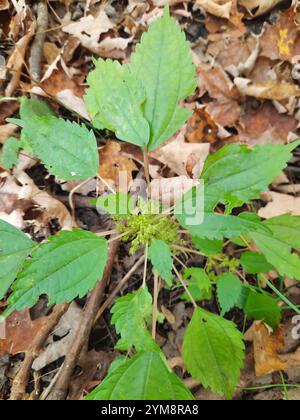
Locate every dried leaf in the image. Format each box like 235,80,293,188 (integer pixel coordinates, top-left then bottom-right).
258,191,300,219
0,310,46,356
99,141,138,192
196,0,233,19
151,127,210,177
150,176,199,206
185,108,218,144
239,0,285,17
0,124,18,144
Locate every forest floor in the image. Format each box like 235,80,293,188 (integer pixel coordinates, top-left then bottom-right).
1,0,300,401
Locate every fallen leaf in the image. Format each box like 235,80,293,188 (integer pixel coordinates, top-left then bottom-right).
0,310,46,356
239,0,285,17
99,141,138,192
198,63,241,127
0,100,19,124
258,191,300,219
151,126,210,177
150,176,199,206
5,20,36,97
32,302,82,371
196,0,233,19
238,102,299,145
0,123,18,144
245,321,300,376
260,8,300,62
185,108,218,144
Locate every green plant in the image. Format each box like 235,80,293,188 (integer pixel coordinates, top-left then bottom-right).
1,6,300,400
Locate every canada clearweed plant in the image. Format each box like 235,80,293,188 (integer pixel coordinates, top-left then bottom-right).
1,6,300,400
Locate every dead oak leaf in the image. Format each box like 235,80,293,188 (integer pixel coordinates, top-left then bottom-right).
0,310,47,356
99,141,138,192
234,77,300,101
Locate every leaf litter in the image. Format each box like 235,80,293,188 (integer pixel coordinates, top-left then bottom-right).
0,0,300,401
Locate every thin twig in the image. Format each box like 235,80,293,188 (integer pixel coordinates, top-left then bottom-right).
173,265,197,309
94,255,145,323
29,1,48,84
46,236,120,400
10,303,69,400
68,177,94,223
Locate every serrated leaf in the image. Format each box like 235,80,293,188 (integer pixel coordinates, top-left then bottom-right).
111,286,158,352
243,290,281,330
3,230,108,318
148,240,173,285
250,230,300,280
10,99,99,180
264,214,300,250
175,185,268,240
182,268,212,302
191,236,223,256
0,137,20,169
85,59,149,148
129,6,196,151
240,251,273,274
96,193,134,217
216,274,243,315
0,221,35,299
86,351,194,400
182,307,244,399
201,142,300,211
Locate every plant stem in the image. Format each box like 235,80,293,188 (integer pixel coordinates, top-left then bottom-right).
261,274,300,316
143,148,150,189
173,264,197,309
142,242,149,288
94,255,145,323
152,272,159,339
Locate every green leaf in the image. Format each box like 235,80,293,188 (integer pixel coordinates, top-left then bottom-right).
3,230,108,318
148,240,173,285
96,193,134,217
240,251,273,274
0,221,35,300
85,59,149,148
10,99,99,180
264,214,300,250
243,290,281,330
201,142,300,211
111,286,158,352
182,307,244,399
251,230,300,280
182,268,212,302
86,351,194,400
216,274,243,315
191,236,223,256
129,6,196,151
0,137,20,169
175,186,268,240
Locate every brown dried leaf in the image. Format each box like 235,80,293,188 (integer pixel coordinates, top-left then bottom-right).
245,321,300,377
196,0,233,19
238,102,299,145
0,310,46,356
151,127,210,177
185,108,218,144
150,176,199,206
0,123,18,144
99,141,138,192
258,191,300,219
239,0,285,17
0,0,8,11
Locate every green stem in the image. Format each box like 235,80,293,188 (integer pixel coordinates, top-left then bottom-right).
261,274,300,316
